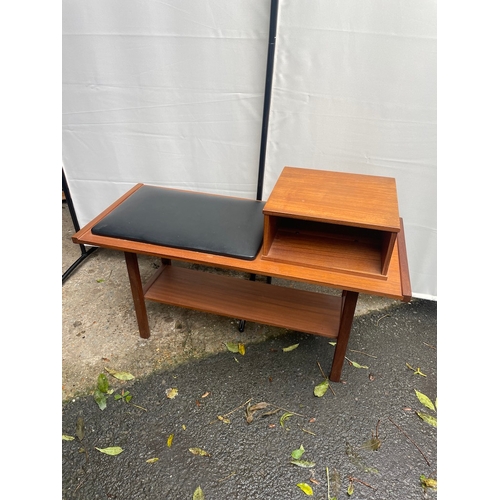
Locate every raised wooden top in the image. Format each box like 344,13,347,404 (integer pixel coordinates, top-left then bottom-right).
264,167,400,232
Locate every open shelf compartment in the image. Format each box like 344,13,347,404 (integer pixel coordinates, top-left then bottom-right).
144,264,342,338
262,217,396,279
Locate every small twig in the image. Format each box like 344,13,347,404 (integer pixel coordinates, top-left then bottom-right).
326,467,331,500
218,471,236,483
347,476,377,490
268,404,308,418
209,398,253,424
388,417,431,466
74,479,85,493
301,428,316,436
349,349,377,359
376,314,391,326
317,361,336,396
349,349,377,358
423,342,436,350
223,398,253,418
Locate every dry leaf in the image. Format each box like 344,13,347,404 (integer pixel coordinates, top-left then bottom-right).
246,402,269,423
291,444,305,460
314,379,329,397
189,447,210,457
95,446,123,456
297,483,314,496
146,457,159,463
76,417,85,441
104,367,135,380
224,342,239,353
193,486,205,500
238,343,246,355
282,343,299,352
415,390,436,412
291,459,316,468
166,388,178,399
167,434,174,447
417,412,437,427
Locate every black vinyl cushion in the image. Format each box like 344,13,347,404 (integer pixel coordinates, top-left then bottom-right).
91,185,266,260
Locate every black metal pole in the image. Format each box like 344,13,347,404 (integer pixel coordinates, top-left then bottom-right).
62,168,98,283
256,0,279,201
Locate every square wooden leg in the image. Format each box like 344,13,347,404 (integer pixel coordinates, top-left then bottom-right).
124,252,150,339
329,290,359,382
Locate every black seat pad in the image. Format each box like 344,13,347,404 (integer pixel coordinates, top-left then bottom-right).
91,185,265,260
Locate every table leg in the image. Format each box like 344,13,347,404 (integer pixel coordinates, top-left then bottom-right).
124,252,150,339
329,290,359,382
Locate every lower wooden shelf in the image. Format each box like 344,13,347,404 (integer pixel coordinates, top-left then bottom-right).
144,265,342,338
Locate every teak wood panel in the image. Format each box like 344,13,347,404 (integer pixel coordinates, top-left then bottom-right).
144,265,342,338
264,167,401,232
262,227,385,278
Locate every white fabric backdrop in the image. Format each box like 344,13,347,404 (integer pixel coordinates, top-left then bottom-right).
262,0,436,299
62,0,271,217
62,0,436,299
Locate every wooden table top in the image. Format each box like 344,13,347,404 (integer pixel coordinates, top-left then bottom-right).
73,182,411,301
264,167,401,232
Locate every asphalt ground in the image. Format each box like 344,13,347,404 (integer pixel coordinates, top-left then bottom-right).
62,297,437,500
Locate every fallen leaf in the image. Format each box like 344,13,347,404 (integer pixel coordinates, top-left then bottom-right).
104,367,135,380
417,412,437,427
93,389,107,410
314,379,329,397
283,343,299,352
262,408,280,417
97,373,109,393
420,475,437,490
291,459,316,468
362,436,382,451
280,412,293,428
224,342,239,353
166,388,178,399
238,343,246,355
167,434,174,447
248,402,269,412
347,481,355,496
189,447,210,457
350,361,368,369
415,390,436,412
329,342,337,347
95,446,123,456
76,417,85,441
146,457,159,463
291,444,305,460
201,392,210,398
62,435,75,441
297,483,314,496
193,486,205,500
246,402,269,423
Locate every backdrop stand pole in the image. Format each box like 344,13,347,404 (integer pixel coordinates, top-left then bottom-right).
256,0,279,201
62,168,98,284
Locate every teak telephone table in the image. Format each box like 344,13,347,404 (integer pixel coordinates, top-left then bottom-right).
72,167,411,381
